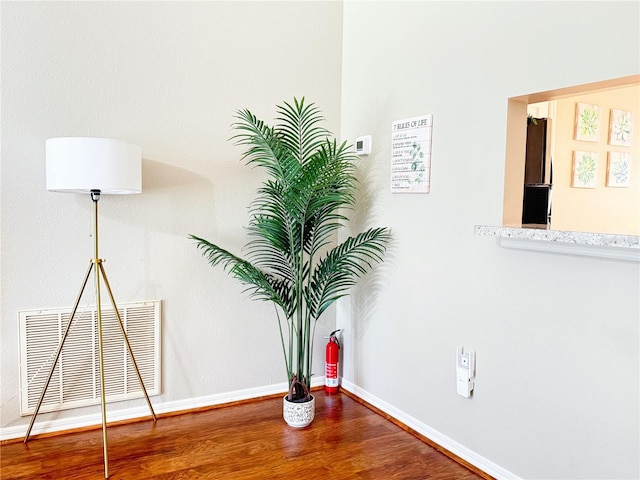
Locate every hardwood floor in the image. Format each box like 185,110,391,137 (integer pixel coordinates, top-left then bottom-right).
1,391,484,479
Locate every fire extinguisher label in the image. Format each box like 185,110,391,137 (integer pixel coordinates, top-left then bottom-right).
326,363,338,386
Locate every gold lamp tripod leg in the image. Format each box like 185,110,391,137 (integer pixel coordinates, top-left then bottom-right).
24,190,157,479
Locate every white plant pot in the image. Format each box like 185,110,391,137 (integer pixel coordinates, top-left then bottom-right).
283,394,315,428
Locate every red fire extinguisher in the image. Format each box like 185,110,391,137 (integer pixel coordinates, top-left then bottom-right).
325,329,341,394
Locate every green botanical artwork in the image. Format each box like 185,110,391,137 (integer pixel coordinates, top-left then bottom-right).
607,152,632,187
573,151,598,188
409,142,426,183
575,103,600,142
609,109,633,147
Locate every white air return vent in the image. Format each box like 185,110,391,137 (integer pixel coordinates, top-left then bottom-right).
19,301,161,416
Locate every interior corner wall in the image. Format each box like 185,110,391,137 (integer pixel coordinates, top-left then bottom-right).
339,2,639,479
1,1,342,433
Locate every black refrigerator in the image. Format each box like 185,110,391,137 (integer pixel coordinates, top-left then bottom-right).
522,117,551,226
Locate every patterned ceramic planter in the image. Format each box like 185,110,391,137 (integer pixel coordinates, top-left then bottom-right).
283,395,315,428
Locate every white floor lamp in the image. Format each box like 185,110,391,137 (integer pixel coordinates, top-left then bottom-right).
24,137,157,479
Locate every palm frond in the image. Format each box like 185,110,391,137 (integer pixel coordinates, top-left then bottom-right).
189,234,287,310
301,140,358,256
276,97,329,164
232,108,300,185
307,227,391,319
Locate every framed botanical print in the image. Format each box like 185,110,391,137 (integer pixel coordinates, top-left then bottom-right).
574,103,600,142
572,151,598,188
606,151,632,187
608,109,633,147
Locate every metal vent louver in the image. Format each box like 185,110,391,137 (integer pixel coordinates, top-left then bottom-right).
18,301,161,416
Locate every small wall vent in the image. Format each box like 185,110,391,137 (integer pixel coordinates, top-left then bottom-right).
18,301,161,416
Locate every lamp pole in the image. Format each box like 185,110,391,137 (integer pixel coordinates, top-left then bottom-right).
91,189,110,477
24,189,156,479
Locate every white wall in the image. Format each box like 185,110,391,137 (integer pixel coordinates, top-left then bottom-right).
339,2,639,479
1,1,342,430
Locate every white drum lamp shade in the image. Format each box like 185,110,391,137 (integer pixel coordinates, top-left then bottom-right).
46,137,142,194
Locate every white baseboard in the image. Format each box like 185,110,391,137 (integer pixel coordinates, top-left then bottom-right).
0,377,325,442
340,379,521,480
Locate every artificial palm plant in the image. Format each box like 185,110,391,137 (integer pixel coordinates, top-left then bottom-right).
190,98,390,403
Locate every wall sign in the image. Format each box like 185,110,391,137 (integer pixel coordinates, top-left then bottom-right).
391,114,433,193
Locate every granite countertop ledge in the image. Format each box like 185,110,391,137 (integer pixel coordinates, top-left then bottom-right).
474,225,640,249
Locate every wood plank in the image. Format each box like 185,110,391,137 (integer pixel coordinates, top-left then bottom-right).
1,391,487,479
